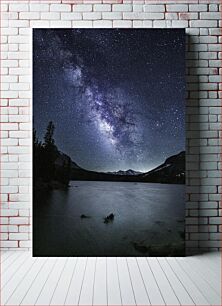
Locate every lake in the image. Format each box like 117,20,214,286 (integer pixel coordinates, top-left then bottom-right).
33,181,185,256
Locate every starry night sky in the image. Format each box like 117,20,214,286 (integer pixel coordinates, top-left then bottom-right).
33,29,185,173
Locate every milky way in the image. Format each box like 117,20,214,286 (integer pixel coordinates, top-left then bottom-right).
34,29,185,172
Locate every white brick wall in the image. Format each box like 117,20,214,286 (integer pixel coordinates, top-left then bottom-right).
0,0,221,254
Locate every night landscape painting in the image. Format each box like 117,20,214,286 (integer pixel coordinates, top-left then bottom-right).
33,29,185,257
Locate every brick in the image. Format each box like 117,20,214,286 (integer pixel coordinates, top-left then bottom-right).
50,4,71,12
2,28,18,36
190,20,218,28
172,20,188,28
1,113,9,121
50,21,72,28
41,12,60,20
9,115,29,123
94,4,111,12
10,83,29,91
19,12,40,20
61,12,82,20
30,21,50,28
200,12,221,20
199,209,218,217
73,4,92,12
199,225,217,233
9,99,29,107
2,12,19,19
1,65,9,75
1,178,9,186
83,12,102,20
9,217,29,225
10,178,30,186
9,20,29,28
209,4,219,12
1,225,18,233
133,20,143,28
1,100,8,107
0,218,9,225
199,37,217,44
19,241,31,248
19,91,31,99
93,20,112,28
18,162,30,170
200,202,218,209
209,60,221,68
19,154,31,162
189,4,207,12
133,5,143,12
2,123,18,131
9,155,19,162
9,4,28,11
209,194,221,201
102,12,122,19
1,139,18,146
1,90,19,99
143,5,165,12
210,233,221,240
9,233,29,240
112,4,132,12
7,52,29,60
199,28,209,36
19,226,30,233
19,184,29,192
19,209,29,217
7,45,17,52
190,233,209,240
165,13,178,20
1,209,18,216
8,146,30,154
210,28,221,35
30,4,49,11
2,170,18,178
186,218,199,225
209,217,221,225
166,5,188,12
19,75,31,83
113,20,132,27
142,21,153,28
1,233,8,240
1,4,8,11
2,60,18,68
179,13,198,20
0,241,18,248
153,20,172,28
9,68,30,75
19,44,30,52
123,12,164,19
72,20,93,28
200,162,218,170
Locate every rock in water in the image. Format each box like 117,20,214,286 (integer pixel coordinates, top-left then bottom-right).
80,214,90,219
104,213,115,223
108,213,114,220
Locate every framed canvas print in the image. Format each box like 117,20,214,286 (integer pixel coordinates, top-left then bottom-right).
33,29,185,256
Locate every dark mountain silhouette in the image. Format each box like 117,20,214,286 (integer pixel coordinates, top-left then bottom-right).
139,151,185,184
63,151,185,184
55,151,81,170
107,169,142,176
